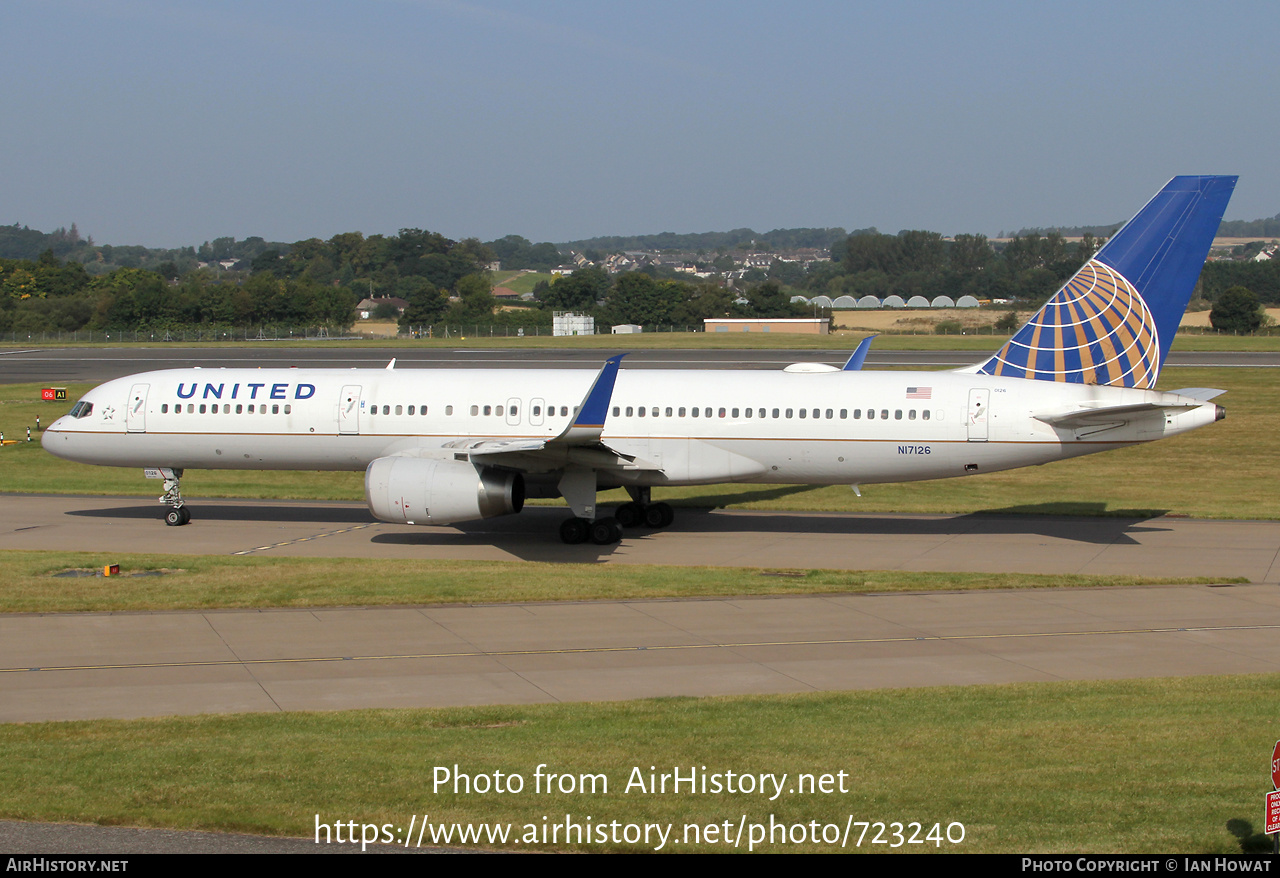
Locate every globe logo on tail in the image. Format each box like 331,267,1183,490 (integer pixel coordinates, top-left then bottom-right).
979,259,1160,389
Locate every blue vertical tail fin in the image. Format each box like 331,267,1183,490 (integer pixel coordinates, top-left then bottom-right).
976,175,1236,388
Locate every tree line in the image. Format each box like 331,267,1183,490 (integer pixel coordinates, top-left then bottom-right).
3,219,1278,335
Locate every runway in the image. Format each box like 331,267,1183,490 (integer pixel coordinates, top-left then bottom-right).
3,345,1278,384
2,494,1280,723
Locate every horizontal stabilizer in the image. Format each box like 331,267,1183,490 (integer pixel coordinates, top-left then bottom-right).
1166,387,1226,401
1033,400,1202,427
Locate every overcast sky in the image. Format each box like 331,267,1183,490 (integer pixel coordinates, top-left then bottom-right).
4,0,1277,248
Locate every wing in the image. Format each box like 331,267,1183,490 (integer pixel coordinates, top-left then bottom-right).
439,354,661,473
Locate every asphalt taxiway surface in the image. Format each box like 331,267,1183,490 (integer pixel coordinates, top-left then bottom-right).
4,494,1280,582
2,575,1278,724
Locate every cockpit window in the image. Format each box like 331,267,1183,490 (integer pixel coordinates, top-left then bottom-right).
68,401,94,419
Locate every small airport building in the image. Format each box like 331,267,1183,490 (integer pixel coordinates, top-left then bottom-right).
703,318,829,335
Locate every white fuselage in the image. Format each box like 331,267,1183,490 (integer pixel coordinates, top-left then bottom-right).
42,366,1220,489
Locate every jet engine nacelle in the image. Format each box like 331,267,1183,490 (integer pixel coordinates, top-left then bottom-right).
365,457,525,525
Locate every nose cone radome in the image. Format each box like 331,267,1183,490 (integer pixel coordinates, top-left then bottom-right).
41,415,78,458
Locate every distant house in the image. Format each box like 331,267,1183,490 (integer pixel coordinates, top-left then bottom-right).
356,297,409,319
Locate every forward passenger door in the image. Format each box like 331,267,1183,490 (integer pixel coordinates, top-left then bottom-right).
339,385,362,435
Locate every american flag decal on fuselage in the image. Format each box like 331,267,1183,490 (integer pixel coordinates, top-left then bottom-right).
906,387,932,399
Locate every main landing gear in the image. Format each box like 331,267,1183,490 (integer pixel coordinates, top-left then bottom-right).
559,516,622,546
557,485,675,545
158,468,191,526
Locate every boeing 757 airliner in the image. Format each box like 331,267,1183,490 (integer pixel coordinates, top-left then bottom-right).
44,176,1236,544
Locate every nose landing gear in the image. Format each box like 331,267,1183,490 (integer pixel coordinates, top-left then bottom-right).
156,468,191,526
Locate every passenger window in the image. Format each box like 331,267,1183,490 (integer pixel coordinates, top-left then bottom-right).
744,408,752,418
483,405,492,416
284,405,291,414
470,405,479,416
236,404,242,414
867,409,874,420
923,410,930,420
665,407,673,417
881,409,889,420
909,410,916,420
758,409,766,419
772,409,779,418
613,406,620,417
651,407,658,417
704,408,711,418
395,405,403,415
678,407,686,417
272,404,280,414
637,407,645,418
421,406,428,415
510,406,517,417
199,404,207,414
691,407,699,418
786,409,793,418
732,408,739,418
446,406,454,415
562,406,569,416
408,406,414,415
799,409,806,419
840,409,847,419
718,408,726,418
626,406,633,417
161,404,168,413
248,404,254,413
825,409,833,419
895,410,902,420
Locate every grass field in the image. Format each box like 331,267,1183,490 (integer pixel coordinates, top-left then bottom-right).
0,550,1231,614
4,366,1277,519
491,270,554,295
0,675,1274,853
